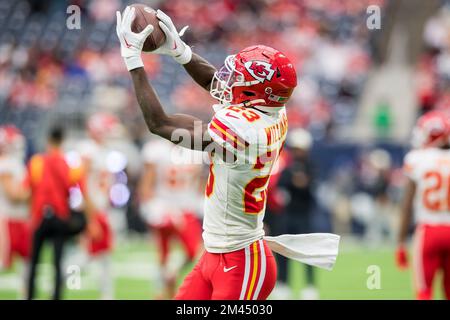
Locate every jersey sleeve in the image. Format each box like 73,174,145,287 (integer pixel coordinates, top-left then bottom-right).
403,150,421,181
207,108,253,162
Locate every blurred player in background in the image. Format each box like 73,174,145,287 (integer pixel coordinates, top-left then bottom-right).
139,137,203,299
398,111,450,300
72,112,119,300
274,128,318,300
0,125,30,298
362,149,394,245
26,127,92,300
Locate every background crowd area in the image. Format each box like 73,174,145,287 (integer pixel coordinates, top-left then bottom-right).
0,0,450,299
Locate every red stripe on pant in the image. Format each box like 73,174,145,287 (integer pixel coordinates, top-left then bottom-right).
242,241,262,300
413,224,450,300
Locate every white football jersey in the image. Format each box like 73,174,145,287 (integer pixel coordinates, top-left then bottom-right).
204,105,288,253
76,139,112,211
141,138,204,226
404,148,450,225
0,156,28,220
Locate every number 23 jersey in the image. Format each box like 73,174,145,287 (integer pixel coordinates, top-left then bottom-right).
203,105,288,253
404,148,450,225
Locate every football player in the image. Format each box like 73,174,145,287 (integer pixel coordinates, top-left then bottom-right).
139,137,203,298
71,112,118,300
116,7,338,300
397,111,450,300
0,125,31,298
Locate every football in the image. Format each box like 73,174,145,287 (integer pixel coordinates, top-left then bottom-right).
130,3,166,52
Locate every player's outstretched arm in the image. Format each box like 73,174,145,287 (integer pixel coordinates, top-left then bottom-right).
117,7,210,151
183,53,217,91
154,10,217,91
130,67,208,150
396,177,416,269
398,178,415,245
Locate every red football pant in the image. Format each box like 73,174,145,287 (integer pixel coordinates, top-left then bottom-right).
85,212,113,256
0,217,31,268
413,224,450,300
175,239,277,300
154,212,202,265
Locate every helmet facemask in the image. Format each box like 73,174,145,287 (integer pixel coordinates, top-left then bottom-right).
411,120,449,149
210,55,247,105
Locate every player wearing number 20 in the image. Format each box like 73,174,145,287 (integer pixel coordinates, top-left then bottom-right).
116,6,296,299
398,111,450,300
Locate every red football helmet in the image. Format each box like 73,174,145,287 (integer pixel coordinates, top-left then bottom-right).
0,125,25,156
87,112,124,141
411,111,450,148
210,45,297,112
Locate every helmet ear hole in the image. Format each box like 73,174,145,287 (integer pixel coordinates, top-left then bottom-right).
242,91,256,96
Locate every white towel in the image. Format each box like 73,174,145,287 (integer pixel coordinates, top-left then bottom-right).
264,233,341,271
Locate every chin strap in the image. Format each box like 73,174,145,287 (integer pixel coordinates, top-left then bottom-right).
212,99,267,113
240,99,266,108
252,104,286,113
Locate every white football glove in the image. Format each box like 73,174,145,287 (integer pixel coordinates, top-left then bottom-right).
116,6,154,71
153,9,192,65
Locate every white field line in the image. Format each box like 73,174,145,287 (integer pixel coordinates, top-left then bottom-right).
0,250,186,293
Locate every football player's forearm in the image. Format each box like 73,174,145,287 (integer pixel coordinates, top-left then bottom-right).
398,209,413,245
7,188,30,203
78,179,95,221
130,67,207,147
0,176,29,203
130,67,171,135
398,180,416,244
82,193,96,221
138,166,155,201
183,53,217,91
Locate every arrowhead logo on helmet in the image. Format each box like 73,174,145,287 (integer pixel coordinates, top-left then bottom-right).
244,61,275,83
209,45,297,110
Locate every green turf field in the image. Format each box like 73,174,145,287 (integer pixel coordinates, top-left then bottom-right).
0,237,444,300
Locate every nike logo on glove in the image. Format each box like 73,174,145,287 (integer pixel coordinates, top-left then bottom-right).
223,266,237,273
124,38,132,48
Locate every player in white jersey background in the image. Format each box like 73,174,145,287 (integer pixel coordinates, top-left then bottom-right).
398,111,450,300
0,125,31,298
68,112,119,300
139,137,203,299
